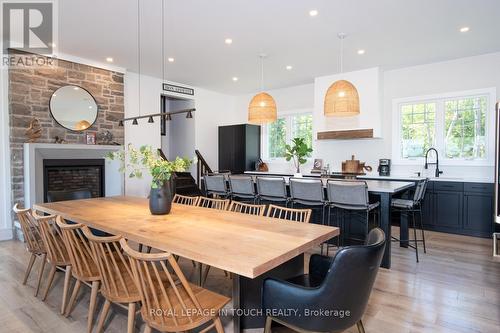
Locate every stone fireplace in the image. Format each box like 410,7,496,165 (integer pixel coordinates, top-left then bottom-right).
23,143,123,212
8,53,125,212
43,159,105,202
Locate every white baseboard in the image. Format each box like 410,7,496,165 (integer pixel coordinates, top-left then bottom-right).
0,228,13,241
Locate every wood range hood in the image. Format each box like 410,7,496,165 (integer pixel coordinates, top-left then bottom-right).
317,128,374,140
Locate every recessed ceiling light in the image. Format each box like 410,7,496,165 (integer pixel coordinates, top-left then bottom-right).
225,38,233,45
232,77,238,82
167,57,175,62
309,9,318,17
459,26,470,33
357,49,365,55
286,65,293,70
106,57,113,62
73,87,79,90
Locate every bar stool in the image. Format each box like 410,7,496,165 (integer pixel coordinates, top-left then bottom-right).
204,174,230,198
229,175,258,203
326,180,380,252
256,176,290,206
289,178,327,225
391,178,428,262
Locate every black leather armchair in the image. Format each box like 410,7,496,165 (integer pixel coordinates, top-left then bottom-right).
262,228,386,333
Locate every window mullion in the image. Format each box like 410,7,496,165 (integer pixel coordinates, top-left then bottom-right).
435,100,445,157
286,115,292,144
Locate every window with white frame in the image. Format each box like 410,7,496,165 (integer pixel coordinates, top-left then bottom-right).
394,88,495,164
263,112,313,160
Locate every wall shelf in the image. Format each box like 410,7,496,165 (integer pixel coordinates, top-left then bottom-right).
317,128,374,140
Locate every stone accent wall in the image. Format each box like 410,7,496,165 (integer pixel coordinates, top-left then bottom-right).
8,53,125,210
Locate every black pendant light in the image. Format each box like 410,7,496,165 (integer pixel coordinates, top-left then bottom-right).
132,118,138,125
118,120,123,127
148,116,154,123
186,111,193,119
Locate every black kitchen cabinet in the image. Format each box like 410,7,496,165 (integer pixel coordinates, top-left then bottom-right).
433,191,462,228
421,181,493,238
463,183,494,236
218,124,260,174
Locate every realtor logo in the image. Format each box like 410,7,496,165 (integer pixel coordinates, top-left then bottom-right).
2,1,54,55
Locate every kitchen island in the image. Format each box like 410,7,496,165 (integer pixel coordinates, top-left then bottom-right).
243,171,414,269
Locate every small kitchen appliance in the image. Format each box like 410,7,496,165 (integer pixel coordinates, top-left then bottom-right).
378,159,391,176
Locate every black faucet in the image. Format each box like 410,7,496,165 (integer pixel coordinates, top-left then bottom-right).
424,147,443,177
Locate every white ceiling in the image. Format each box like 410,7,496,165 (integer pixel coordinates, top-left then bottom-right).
58,0,500,95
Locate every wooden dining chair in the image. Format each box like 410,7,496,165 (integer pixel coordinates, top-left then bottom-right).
201,200,268,285
196,196,230,285
33,212,72,314
227,201,266,216
56,216,101,333
266,204,312,223
172,194,200,206
120,238,230,333
82,228,141,333
13,204,47,297
196,197,230,210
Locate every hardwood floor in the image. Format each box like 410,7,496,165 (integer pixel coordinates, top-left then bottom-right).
0,228,499,333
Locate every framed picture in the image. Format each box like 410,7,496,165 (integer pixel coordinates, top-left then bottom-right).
86,132,96,145
313,158,323,170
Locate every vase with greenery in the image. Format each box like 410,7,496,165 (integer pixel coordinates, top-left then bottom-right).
284,137,313,176
107,144,192,215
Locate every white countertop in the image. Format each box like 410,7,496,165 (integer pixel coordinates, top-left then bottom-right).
357,174,493,183
244,171,321,177
244,171,492,183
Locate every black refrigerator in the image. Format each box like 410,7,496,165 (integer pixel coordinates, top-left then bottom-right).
218,124,260,174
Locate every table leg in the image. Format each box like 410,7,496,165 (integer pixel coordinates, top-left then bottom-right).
197,262,203,286
379,193,392,269
400,210,409,248
232,254,304,332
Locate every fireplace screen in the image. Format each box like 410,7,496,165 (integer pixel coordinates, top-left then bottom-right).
43,159,105,202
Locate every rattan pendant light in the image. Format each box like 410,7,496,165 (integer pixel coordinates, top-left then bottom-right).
324,33,360,117
248,54,277,124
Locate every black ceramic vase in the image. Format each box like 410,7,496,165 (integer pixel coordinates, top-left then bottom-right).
149,180,172,215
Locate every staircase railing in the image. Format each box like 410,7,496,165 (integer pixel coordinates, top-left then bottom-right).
195,149,212,186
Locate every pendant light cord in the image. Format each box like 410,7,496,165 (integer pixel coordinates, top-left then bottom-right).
338,32,346,74
260,55,264,92
340,35,343,73
162,0,165,83
137,0,141,117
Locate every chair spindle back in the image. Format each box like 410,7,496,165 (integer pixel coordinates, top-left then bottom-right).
227,201,265,216
266,205,312,223
56,216,99,281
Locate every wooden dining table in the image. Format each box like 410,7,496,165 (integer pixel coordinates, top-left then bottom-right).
34,196,339,331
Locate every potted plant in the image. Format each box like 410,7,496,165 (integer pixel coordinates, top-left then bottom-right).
285,137,313,177
107,144,192,215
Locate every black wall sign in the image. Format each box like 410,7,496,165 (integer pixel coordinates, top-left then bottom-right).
162,83,194,96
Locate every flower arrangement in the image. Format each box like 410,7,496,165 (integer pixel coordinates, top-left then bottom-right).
106,144,192,188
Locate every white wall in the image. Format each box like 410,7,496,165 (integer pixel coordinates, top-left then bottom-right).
124,72,239,195
0,64,13,241
165,98,196,176
233,52,500,180
194,87,241,169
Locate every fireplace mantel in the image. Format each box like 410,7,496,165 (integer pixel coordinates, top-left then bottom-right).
23,143,124,208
